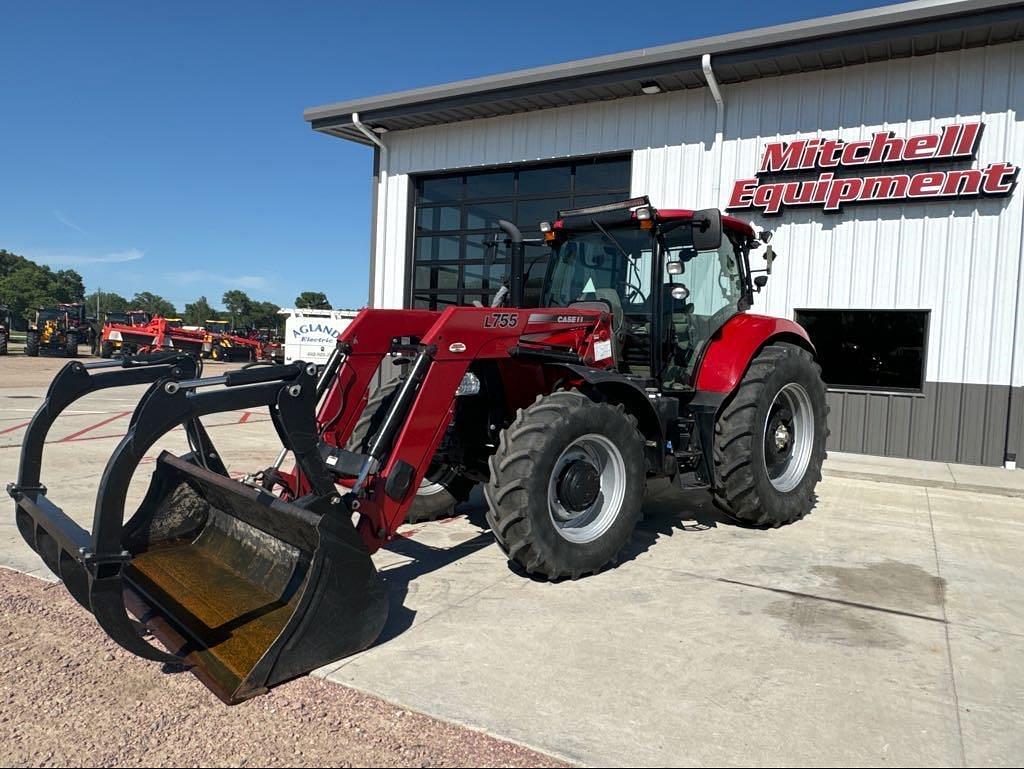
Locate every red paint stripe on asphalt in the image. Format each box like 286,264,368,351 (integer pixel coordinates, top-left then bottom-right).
238,411,252,424
0,420,31,436
59,411,132,442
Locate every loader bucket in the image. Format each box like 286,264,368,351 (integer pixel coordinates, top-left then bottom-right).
9,356,388,704
121,452,388,703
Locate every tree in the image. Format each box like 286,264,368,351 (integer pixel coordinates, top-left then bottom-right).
184,296,219,326
249,300,281,329
131,291,177,318
222,290,254,328
53,269,85,304
0,249,87,322
0,265,56,322
295,291,331,310
85,290,130,317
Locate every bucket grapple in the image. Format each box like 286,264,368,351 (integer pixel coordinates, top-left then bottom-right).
8,352,387,703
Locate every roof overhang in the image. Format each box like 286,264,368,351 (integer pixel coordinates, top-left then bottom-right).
305,0,1024,145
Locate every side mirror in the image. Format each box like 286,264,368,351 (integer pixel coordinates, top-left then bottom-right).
754,275,768,291
764,244,776,275
691,208,722,252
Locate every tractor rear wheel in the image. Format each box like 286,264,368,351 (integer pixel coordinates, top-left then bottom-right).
65,331,78,358
0,333,7,356
485,390,645,580
346,379,473,523
712,343,827,527
25,332,39,357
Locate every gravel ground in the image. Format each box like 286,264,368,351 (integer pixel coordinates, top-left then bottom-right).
0,569,568,768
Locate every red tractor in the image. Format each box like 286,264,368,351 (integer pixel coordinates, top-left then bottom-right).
99,309,153,357
9,197,826,704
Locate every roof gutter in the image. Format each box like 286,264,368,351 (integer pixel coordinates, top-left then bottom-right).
352,112,388,307
701,54,725,208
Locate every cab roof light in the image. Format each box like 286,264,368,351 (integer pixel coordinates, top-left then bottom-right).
557,196,651,219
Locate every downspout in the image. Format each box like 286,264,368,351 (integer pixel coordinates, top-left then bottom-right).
1003,205,1024,470
352,112,388,308
701,54,725,208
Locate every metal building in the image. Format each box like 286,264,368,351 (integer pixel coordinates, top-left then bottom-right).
305,0,1024,468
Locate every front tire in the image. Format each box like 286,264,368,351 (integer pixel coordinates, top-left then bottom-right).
485,390,645,580
346,380,472,522
712,343,827,527
25,332,39,357
65,331,78,358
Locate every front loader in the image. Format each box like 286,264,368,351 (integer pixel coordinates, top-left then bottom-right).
9,197,827,704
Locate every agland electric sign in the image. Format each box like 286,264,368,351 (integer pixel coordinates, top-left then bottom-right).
727,122,1019,215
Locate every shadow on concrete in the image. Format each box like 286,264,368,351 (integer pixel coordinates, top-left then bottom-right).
374,524,495,645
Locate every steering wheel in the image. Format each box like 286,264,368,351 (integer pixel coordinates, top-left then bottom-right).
624,281,647,304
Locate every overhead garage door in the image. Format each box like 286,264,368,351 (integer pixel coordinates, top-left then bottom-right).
409,154,631,310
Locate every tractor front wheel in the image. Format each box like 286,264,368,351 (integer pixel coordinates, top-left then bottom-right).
712,343,827,527
346,380,472,523
100,340,114,358
65,331,78,358
485,390,645,580
25,332,39,357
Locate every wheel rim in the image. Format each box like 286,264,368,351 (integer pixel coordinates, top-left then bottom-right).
417,463,452,496
547,434,627,544
763,382,814,493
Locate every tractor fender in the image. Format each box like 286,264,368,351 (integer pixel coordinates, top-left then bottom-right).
694,313,814,395
551,364,665,446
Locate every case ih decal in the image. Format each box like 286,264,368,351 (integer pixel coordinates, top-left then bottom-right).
727,122,1019,215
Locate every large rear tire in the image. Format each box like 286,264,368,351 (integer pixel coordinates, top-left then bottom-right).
25,332,39,357
0,333,7,356
712,343,827,527
65,331,78,358
346,380,473,523
485,390,645,580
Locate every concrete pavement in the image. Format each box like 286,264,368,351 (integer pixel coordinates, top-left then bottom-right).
1,365,1022,766
825,451,1024,499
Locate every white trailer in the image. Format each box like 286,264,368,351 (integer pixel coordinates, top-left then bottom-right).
278,308,358,366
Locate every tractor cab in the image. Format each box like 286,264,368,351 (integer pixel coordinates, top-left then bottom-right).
534,197,769,390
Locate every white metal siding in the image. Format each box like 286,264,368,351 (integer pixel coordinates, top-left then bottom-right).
374,42,1024,390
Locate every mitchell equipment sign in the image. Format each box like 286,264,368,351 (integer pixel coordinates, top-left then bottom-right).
727,122,1018,215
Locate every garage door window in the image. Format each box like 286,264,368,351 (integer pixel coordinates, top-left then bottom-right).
411,155,631,309
794,309,929,392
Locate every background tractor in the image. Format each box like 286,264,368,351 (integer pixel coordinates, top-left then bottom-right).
99,309,152,357
10,197,826,704
0,303,11,355
24,303,91,357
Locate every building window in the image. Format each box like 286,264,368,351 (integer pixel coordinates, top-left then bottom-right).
794,309,929,392
410,155,631,309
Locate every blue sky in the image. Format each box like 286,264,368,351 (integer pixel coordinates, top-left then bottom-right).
2,0,889,312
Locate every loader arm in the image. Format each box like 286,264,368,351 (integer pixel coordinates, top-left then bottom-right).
308,306,615,552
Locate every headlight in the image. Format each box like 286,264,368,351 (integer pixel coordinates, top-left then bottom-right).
456,371,481,396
